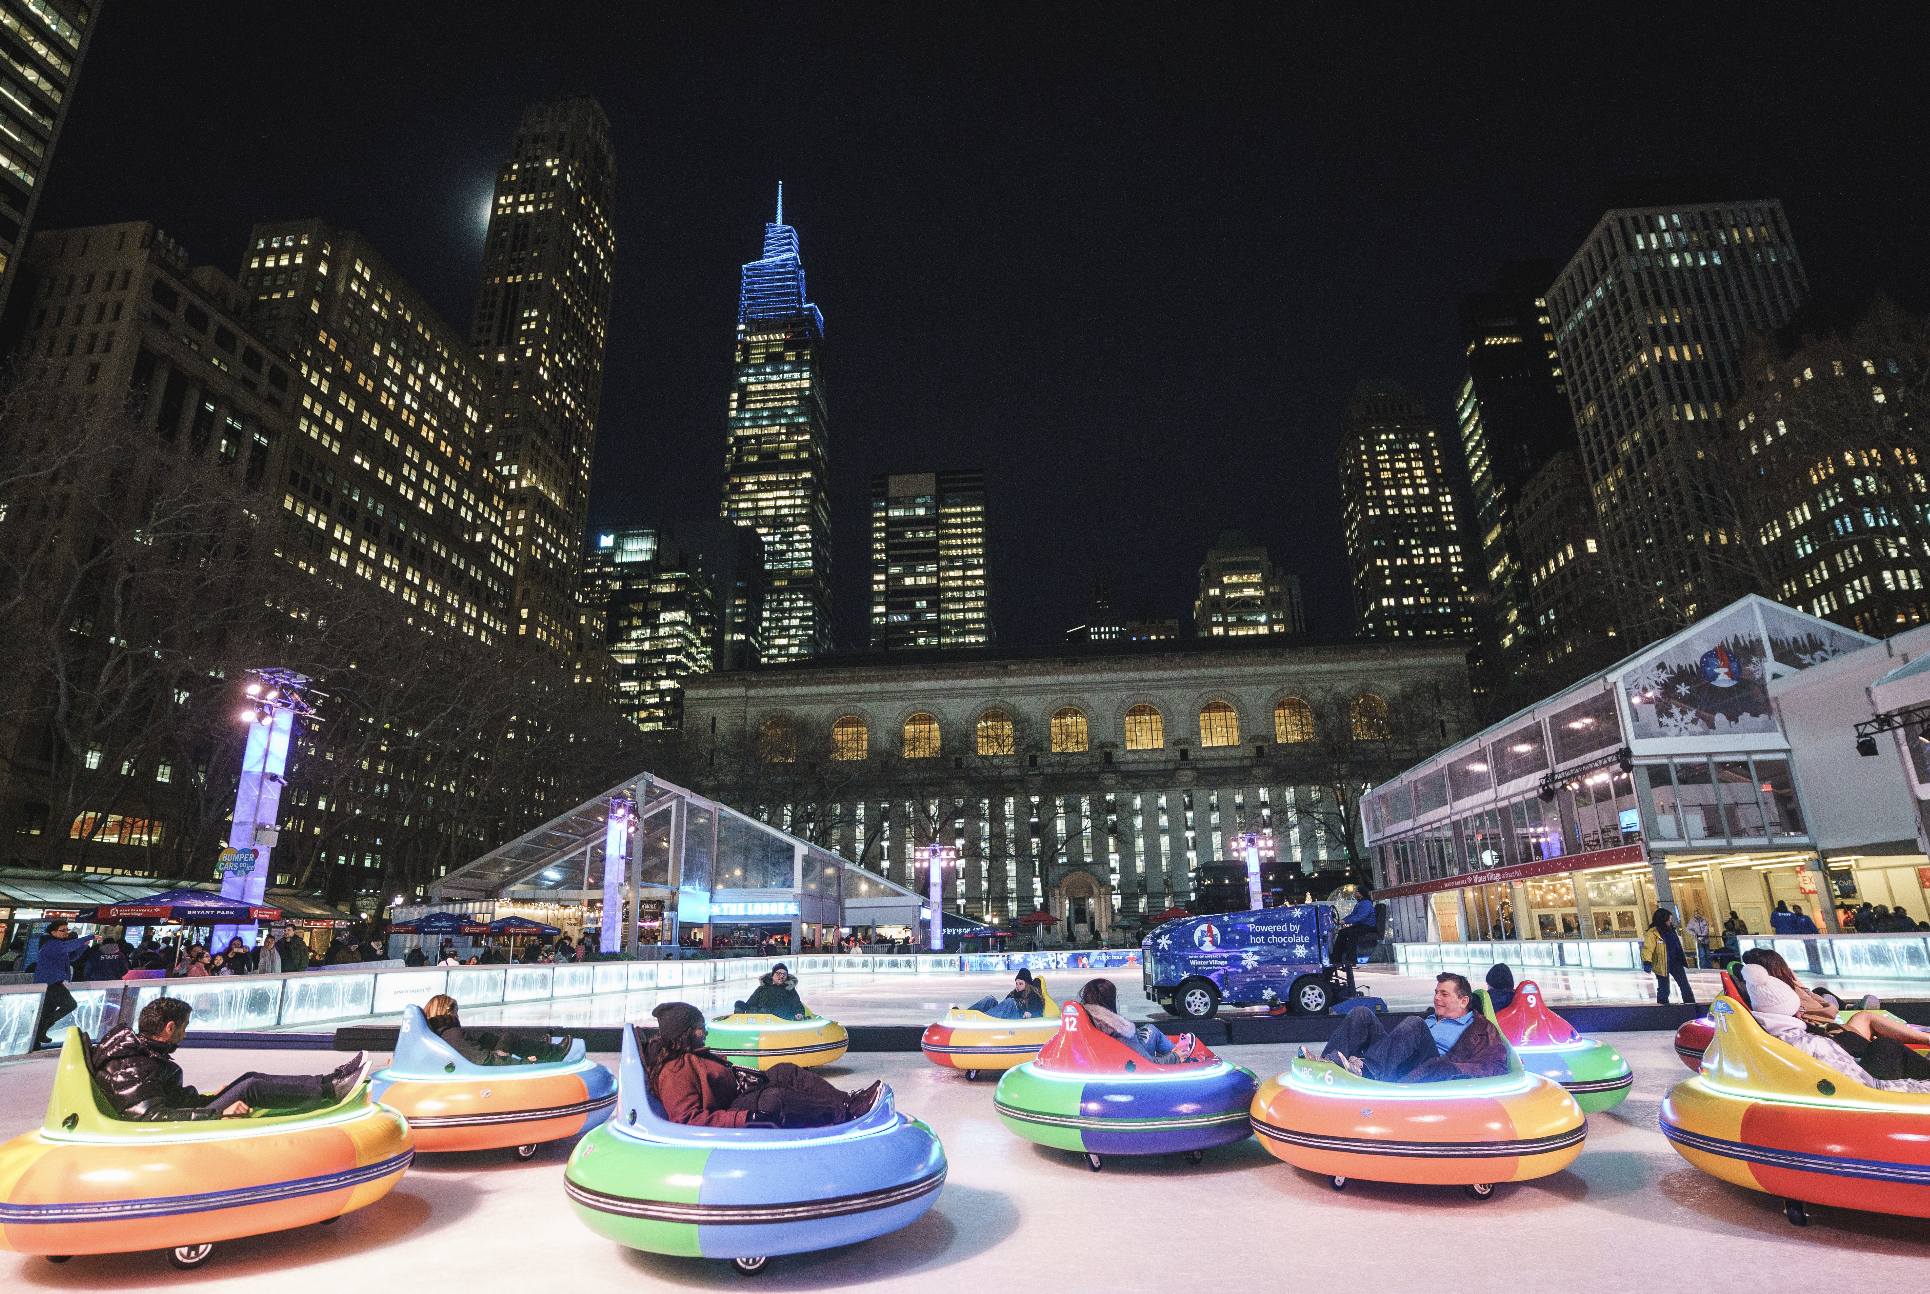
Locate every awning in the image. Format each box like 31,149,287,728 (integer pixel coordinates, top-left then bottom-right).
78,888,280,922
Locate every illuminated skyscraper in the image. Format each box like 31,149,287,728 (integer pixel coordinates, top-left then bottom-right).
870,469,991,651
1547,199,1805,636
1194,529,1304,638
721,189,832,659
0,0,97,324
583,527,716,730
468,98,616,654
1338,382,1474,640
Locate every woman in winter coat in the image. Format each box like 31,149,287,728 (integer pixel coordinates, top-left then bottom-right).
1740,963,1930,1092
255,935,283,976
1740,949,1930,1080
1078,978,1186,1062
421,994,570,1065
644,1002,879,1128
965,968,1047,1018
736,963,810,1019
1641,909,1694,1006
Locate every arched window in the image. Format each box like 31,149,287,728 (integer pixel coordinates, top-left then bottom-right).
758,717,795,763
904,712,941,759
1274,697,1315,744
1124,704,1164,751
1199,701,1240,747
831,715,868,761
1352,694,1390,740
1050,707,1089,753
976,709,1014,756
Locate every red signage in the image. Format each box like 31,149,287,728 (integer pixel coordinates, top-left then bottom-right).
1377,843,1645,900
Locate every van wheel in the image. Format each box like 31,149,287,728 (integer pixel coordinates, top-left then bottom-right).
168,1243,215,1270
1172,980,1219,1021
1289,976,1332,1017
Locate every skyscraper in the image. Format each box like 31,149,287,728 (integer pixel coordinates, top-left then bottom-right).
721,190,832,660
1455,260,1573,673
1547,200,1806,636
1338,382,1474,640
0,0,97,325
1194,529,1304,638
467,99,616,654
869,469,992,651
583,527,716,730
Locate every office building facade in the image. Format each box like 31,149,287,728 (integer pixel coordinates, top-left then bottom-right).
1455,261,1574,672
722,192,833,660
0,0,97,323
1194,528,1305,638
1338,381,1474,641
467,99,617,654
1547,200,1807,638
870,469,991,651
1514,448,1616,664
585,527,717,731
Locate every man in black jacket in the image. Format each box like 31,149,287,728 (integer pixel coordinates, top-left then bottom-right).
93,998,366,1119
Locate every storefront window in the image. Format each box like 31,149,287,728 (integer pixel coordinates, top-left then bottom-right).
1582,870,1643,936
1524,874,1580,937
1644,765,1681,840
1755,758,1805,837
1464,882,1516,940
1673,759,1721,840
1717,760,1766,839
1431,890,1463,942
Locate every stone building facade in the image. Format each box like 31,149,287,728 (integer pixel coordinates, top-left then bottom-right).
681,641,1474,943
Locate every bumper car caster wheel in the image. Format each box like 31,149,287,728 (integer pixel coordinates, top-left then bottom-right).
1086,1152,1104,1172
319,1216,339,1225
169,1243,215,1270
515,1143,539,1160
1464,1183,1494,1201
1330,1176,1347,1192
1187,1149,1204,1165
46,1256,71,1264
1786,1199,1809,1227
733,1256,769,1276
965,1070,980,1082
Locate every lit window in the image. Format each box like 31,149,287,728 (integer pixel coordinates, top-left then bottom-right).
831,715,867,761
1274,698,1315,744
758,717,795,763
976,709,1014,756
905,712,941,759
1124,704,1164,751
1199,701,1240,747
1351,694,1390,740
1050,707,1089,753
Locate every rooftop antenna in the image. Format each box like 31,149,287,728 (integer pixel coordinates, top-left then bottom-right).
775,181,784,226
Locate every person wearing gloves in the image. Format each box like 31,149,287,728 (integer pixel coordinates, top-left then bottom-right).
1738,962,1930,1093
735,962,810,1019
965,968,1047,1018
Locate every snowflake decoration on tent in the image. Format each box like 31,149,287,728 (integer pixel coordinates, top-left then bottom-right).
1657,705,1709,737
1625,660,1669,698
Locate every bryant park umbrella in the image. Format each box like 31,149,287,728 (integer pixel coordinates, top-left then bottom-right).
388,911,491,936
77,888,280,924
1015,910,1059,927
1149,907,1194,924
488,916,562,936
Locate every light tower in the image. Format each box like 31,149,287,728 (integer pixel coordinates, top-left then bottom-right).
215,669,320,949
924,843,958,951
1242,832,1275,912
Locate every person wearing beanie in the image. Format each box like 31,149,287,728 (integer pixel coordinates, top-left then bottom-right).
643,1001,881,1128
964,968,1046,1018
736,963,810,1020
1484,963,1516,1013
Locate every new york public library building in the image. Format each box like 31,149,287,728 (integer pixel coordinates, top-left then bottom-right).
669,639,1476,944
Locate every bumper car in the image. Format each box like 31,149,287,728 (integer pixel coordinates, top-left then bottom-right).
1251,991,1585,1199
705,1012,849,1071
921,978,1060,1081
0,1027,412,1271
1675,975,1926,1073
1663,993,1930,1225
565,1024,946,1277
1493,980,1632,1113
369,1005,616,1159
994,1003,1257,1171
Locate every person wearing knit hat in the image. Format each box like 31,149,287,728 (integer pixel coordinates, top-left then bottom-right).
964,967,1046,1019
642,1001,881,1128
1484,964,1516,1013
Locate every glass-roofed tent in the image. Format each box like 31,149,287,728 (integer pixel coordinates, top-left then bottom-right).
423,771,919,955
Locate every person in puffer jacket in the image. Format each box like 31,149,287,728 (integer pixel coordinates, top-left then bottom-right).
1078,978,1192,1063
92,997,366,1119
736,963,810,1019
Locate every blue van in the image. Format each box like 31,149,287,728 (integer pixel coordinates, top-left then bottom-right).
1142,904,1354,1019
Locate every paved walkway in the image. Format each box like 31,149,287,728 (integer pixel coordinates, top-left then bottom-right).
0,1032,1924,1289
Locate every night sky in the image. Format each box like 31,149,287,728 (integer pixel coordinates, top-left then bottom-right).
36,6,1930,650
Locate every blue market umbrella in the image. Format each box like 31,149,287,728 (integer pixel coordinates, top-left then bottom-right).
488,916,561,936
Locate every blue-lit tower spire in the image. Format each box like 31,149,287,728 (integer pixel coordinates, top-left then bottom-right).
720,191,834,660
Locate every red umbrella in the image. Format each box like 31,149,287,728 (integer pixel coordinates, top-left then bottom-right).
1016,910,1059,927
1150,907,1194,924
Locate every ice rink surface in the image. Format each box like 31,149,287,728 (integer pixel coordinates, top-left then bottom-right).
2,1029,1927,1290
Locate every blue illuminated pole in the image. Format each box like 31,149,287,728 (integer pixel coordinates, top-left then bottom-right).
214,671,312,949
925,844,956,951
